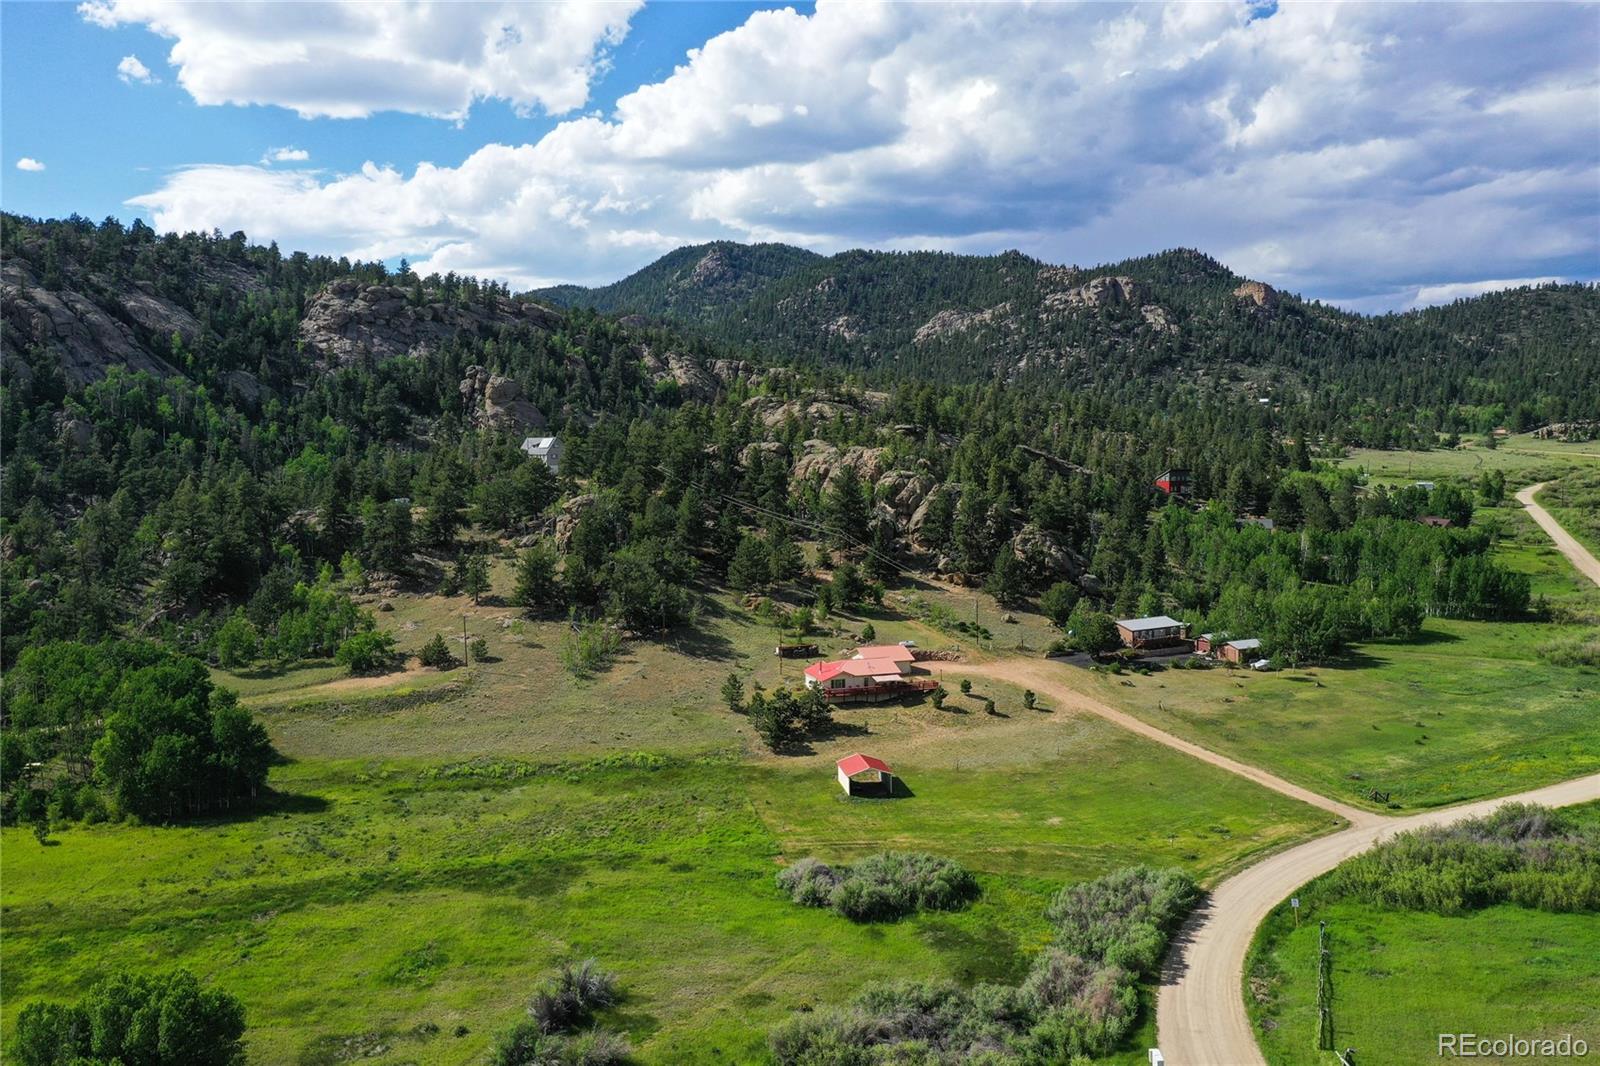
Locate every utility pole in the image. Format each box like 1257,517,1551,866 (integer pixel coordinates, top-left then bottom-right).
462,614,469,665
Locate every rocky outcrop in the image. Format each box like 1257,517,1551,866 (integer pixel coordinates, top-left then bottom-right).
1233,281,1278,310
299,279,562,365
913,304,1012,345
739,440,789,467
1141,305,1178,333
823,315,862,341
1533,420,1600,442
460,366,547,433
641,347,721,402
688,247,736,288
907,485,960,547
222,369,270,407
2,260,185,384
1009,524,1088,586
59,417,95,451
875,470,936,522
791,440,886,488
742,396,859,429
1043,275,1147,313
117,283,202,345
554,493,597,552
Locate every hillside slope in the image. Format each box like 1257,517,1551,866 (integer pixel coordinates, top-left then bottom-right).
539,243,1600,420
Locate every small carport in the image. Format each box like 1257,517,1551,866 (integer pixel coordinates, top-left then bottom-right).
836,753,896,797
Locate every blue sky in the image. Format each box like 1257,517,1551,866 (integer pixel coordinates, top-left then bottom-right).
4,1,1597,311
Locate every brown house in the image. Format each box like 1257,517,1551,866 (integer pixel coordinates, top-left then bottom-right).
1219,638,1262,664
1115,615,1189,649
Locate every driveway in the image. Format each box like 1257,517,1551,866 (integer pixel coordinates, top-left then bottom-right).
1517,481,1600,587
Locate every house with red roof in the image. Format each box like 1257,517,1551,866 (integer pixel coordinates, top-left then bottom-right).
852,644,917,666
837,753,895,797
803,645,936,703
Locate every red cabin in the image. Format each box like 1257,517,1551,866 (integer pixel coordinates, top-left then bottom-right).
1155,469,1190,495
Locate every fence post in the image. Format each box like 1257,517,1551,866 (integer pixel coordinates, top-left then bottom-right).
1316,920,1334,1050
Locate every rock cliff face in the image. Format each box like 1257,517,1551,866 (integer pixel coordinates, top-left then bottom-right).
1042,275,1147,313
2,260,189,383
790,440,886,488
1233,281,1278,309
459,365,547,433
298,279,562,365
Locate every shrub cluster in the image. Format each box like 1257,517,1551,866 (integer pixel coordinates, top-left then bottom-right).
492,959,629,1066
558,618,623,678
778,852,980,922
771,865,1197,1064
1326,803,1600,915
12,968,246,1066
1537,630,1600,668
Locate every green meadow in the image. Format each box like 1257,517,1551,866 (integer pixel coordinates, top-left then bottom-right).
3,600,1331,1064
1084,615,1600,811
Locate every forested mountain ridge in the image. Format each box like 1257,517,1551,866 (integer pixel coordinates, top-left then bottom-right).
537,242,1600,428
0,215,1559,648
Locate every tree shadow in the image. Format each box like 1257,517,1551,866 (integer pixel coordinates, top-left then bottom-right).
1315,648,1393,672
175,788,333,827
814,719,871,740
665,621,737,662
1158,893,1213,988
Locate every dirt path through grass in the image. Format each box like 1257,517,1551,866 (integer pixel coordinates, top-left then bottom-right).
940,659,1371,824
1519,481,1600,586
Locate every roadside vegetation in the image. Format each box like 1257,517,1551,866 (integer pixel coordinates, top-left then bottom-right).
771,865,1196,1063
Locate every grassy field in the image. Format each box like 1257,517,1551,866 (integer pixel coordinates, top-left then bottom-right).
8,444,1596,1063
1339,434,1600,487
1080,618,1600,811
1253,902,1600,1064
4,587,1332,1064
1248,803,1600,1065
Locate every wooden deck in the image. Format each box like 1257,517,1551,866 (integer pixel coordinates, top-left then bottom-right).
821,678,939,704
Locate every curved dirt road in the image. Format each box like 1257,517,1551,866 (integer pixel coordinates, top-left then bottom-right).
1516,482,1600,586
942,659,1600,1064
1157,770,1600,1065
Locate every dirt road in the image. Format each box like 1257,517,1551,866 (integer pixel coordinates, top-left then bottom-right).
1156,769,1600,1064
1516,481,1600,586
946,658,1600,1063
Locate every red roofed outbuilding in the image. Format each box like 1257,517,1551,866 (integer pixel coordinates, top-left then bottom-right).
837,753,895,797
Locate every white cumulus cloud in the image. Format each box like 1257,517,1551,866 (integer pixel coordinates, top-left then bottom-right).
16,158,47,172
262,146,311,164
117,53,155,83
79,0,641,120
126,0,1600,306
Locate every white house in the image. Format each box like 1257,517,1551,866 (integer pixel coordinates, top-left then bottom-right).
520,435,563,474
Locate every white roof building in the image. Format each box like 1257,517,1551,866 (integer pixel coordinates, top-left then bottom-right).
520,435,563,473
1115,615,1185,633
